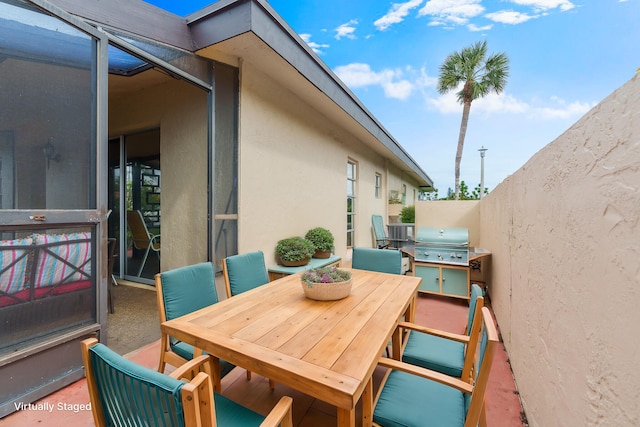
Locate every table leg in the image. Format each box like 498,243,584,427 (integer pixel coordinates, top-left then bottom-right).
391,327,403,360
337,407,355,427
405,293,416,323
362,377,373,427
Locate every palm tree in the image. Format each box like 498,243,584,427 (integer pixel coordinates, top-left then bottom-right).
438,40,509,199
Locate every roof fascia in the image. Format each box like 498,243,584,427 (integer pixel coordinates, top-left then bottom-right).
43,0,194,51
187,0,433,188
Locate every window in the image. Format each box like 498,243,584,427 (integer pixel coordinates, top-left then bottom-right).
402,184,407,205
375,173,382,199
347,161,357,247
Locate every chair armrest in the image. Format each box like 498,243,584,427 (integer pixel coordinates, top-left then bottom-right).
399,321,470,343
169,354,213,381
378,357,473,395
259,396,294,427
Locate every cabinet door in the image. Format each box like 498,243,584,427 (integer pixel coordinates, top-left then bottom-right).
415,265,441,293
442,267,468,297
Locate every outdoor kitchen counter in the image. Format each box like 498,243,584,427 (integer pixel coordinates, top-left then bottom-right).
401,245,492,300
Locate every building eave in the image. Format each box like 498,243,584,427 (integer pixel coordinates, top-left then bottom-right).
44,0,434,189
187,0,433,189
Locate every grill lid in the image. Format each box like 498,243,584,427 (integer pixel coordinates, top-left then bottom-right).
416,227,469,245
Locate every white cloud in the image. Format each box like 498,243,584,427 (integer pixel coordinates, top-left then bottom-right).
509,0,575,12
334,63,415,100
374,0,424,31
485,10,536,24
416,66,438,89
425,87,593,120
532,96,594,119
468,23,493,31
299,34,330,55
475,93,530,114
427,90,529,114
418,0,485,25
335,19,358,40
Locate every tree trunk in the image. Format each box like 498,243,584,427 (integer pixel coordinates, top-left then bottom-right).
455,101,472,199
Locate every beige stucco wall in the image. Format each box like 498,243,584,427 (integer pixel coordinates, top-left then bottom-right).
108,61,425,273
415,200,481,247
237,62,419,265
419,74,640,426
109,76,209,271
481,74,640,426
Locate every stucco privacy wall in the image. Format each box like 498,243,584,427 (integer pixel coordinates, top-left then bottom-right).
481,74,640,426
109,76,209,271
238,62,415,262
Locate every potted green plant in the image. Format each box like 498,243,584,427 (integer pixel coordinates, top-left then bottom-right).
275,236,316,267
300,266,352,301
305,227,334,258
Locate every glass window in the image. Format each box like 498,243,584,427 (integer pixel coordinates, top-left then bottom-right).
0,0,96,209
347,161,357,247
375,173,382,199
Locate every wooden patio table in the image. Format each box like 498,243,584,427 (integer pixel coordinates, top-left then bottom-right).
161,268,421,427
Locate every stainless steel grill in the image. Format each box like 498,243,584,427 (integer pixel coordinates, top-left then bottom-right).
414,227,469,266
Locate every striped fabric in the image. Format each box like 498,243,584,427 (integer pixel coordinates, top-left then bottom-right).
33,232,91,287
0,237,33,294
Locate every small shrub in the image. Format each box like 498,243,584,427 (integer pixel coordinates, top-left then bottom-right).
304,227,334,252
399,205,415,223
275,236,316,262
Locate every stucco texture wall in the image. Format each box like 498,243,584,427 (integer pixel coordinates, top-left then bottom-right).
415,200,481,247
237,62,405,264
481,74,640,426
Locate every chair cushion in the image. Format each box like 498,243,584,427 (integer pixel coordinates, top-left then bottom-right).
374,369,466,427
402,331,465,377
214,393,266,426
225,251,269,296
33,232,91,287
352,247,401,274
160,262,218,321
170,341,235,377
0,237,32,294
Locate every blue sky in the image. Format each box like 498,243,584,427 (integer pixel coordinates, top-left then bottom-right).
145,0,639,194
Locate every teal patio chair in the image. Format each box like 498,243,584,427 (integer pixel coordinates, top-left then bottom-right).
372,307,498,427
222,251,275,390
222,251,270,298
401,283,484,382
155,262,235,390
352,247,402,275
371,214,390,249
81,338,293,427
352,247,403,357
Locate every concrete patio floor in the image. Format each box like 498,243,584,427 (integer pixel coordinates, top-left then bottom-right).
2,291,526,426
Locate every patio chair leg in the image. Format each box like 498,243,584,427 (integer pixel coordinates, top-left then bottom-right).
136,246,151,277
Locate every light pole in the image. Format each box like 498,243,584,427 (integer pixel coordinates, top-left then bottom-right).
478,146,488,199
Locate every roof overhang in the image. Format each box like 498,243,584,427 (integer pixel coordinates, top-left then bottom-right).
43,0,434,189
187,0,433,189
